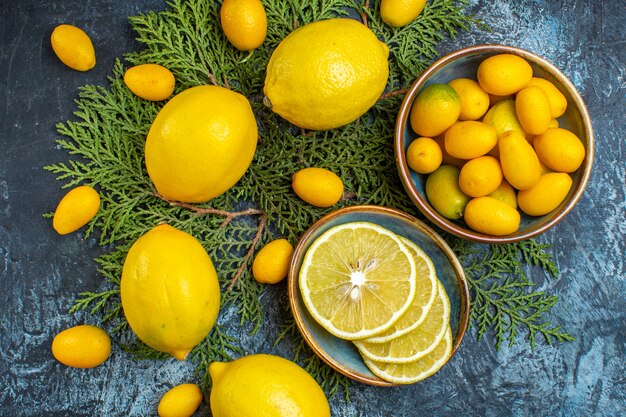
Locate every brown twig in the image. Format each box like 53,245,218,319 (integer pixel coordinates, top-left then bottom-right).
361,0,370,26
227,213,268,291
154,192,269,291
378,89,409,100
207,72,219,86
155,193,265,228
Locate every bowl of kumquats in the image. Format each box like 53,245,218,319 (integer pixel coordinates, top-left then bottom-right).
394,44,594,243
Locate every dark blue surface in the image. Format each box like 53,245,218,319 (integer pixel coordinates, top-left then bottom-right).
1,0,624,416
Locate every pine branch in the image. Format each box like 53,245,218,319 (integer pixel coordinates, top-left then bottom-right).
460,240,574,349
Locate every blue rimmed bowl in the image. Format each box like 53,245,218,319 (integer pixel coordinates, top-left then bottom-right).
394,44,594,244
287,205,470,386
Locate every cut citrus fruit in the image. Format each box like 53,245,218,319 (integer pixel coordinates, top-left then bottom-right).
299,222,417,340
363,327,452,384
362,237,437,343
354,281,450,363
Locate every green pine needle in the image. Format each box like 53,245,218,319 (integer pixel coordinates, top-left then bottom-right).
44,0,572,401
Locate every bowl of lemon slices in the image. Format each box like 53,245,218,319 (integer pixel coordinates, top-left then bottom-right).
288,205,470,385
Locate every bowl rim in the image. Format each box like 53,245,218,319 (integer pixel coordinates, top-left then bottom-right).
287,204,470,386
394,44,595,244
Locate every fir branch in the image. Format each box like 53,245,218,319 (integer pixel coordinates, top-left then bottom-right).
459,240,574,349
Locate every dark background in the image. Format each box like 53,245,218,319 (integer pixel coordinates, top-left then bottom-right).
1,0,624,416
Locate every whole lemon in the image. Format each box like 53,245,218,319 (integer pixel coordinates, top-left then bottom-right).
145,85,258,203
292,167,344,208
380,0,426,27
157,383,203,417
52,185,100,235
220,0,267,51
209,354,330,417
51,325,111,368
264,18,389,130
410,83,461,137
252,238,294,284
121,224,221,361
124,63,175,101
50,24,96,71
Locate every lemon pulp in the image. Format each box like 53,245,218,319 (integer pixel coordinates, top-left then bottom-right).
299,222,417,340
354,281,451,363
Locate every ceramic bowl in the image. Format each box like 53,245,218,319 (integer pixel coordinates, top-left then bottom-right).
394,44,594,244
287,205,470,386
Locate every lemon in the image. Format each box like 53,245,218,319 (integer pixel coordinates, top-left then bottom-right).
380,0,426,27
354,281,450,363
157,384,203,417
209,354,330,417
292,167,344,208
220,0,267,51
252,238,294,284
50,24,96,71
362,237,437,344
299,222,417,340
363,327,452,384
52,185,100,235
410,83,461,137
145,85,258,203
124,63,175,101
264,18,389,130
51,325,111,368
406,137,443,175
464,196,521,236
121,224,221,360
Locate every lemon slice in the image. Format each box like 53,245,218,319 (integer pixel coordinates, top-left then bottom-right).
362,236,437,343
354,281,450,363
363,327,453,384
299,222,417,340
